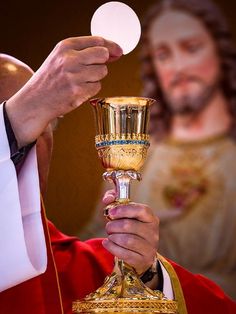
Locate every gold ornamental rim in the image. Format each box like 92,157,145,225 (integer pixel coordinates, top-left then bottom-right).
72,298,178,313
90,96,156,107
95,134,150,143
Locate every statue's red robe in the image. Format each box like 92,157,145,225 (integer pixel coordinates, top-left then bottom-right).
0,216,235,314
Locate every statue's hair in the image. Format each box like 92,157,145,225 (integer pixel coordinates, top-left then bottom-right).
140,0,236,140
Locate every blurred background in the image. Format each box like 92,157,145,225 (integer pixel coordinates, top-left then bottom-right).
1,0,236,235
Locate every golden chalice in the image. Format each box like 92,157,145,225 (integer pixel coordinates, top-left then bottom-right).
73,97,178,313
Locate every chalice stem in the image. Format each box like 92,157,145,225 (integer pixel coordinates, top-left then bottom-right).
103,170,142,285
103,169,141,202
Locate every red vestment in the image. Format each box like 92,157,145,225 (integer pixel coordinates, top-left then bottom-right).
0,219,235,314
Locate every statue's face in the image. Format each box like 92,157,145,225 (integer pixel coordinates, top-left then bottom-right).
148,9,222,115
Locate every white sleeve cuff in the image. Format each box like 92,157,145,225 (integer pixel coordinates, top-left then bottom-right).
160,261,174,300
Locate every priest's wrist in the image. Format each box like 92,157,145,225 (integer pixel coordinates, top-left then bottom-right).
140,256,160,290
3,101,36,166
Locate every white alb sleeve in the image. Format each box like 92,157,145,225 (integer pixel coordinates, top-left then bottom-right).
0,103,47,292
160,262,174,300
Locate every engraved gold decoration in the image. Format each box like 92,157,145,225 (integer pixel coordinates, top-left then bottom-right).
93,97,151,172
73,97,178,313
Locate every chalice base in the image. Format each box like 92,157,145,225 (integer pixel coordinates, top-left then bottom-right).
73,263,178,314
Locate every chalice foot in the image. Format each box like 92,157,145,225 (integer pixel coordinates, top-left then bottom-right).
73,258,177,313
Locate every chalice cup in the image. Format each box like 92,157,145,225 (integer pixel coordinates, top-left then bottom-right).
73,97,178,313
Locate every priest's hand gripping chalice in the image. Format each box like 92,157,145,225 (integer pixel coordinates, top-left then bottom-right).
73,97,178,313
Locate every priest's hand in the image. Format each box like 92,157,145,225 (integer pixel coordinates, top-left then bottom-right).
5,36,122,148
102,189,159,277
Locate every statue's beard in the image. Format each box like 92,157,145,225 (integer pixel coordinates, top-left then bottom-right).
164,81,219,116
